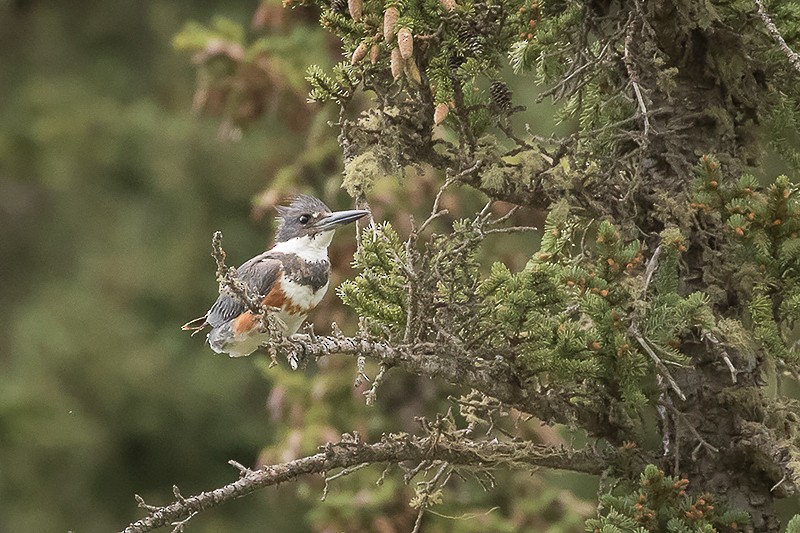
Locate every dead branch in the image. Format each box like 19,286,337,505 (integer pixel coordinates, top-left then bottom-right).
123,434,618,532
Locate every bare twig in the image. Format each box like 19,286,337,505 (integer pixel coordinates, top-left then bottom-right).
623,17,651,138
169,512,197,533
630,327,687,401
419,177,456,234
211,231,264,317
322,462,371,501
403,460,433,484
703,331,738,384
664,403,719,457
488,205,520,225
483,226,539,235
411,462,451,533
364,363,390,405
228,460,253,477
354,355,369,388
771,473,787,492
642,245,662,297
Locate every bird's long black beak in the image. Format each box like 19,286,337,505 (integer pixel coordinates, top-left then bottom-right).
313,209,370,231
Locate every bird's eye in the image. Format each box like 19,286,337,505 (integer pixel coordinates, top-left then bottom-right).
299,214,310,224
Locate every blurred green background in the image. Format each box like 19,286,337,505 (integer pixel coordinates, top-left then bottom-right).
0,2,313,530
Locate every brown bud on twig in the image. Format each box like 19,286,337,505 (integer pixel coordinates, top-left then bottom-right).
439,0,457,11
383,7,399,44
397,27,413,60
348,0,362,21
351,42,369,65
390,47,404,80
433,102,449,125
404,57,422,85
369,44,380,64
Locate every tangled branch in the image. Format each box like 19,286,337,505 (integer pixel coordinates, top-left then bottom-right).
123,433,619,532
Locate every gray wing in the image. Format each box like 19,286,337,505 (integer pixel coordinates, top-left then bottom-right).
205,253,283,328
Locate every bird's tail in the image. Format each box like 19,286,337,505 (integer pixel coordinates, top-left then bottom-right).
181,316,208,336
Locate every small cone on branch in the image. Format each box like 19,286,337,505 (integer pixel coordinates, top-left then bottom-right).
433,102,449,125
404,57,422,85
439,0,457,11
397,27,413,60
348,0,362,20
448,52,465,72
351,42,369,65
383,7,399,44
490,80,513,111
369,43,380,64
330,0,348,14
390,47,404,80
457,24,483,56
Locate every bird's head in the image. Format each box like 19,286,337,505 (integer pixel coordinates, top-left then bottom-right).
274,195,369,248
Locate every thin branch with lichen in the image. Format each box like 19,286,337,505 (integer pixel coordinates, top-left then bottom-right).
122,433,621,533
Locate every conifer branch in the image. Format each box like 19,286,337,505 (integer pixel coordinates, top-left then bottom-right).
122,434,618,532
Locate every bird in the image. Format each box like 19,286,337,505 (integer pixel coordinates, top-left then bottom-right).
182,195,369,357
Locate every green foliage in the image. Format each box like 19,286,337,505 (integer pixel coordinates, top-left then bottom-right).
586,465,749,533
306,62,358,104
509,1,582,80
520,213,715,407
339,203,723,412
338,222,409,337
289,0,535,123
787,514,800,533
765,88,800,171
691,156,800,365
476,261,601,380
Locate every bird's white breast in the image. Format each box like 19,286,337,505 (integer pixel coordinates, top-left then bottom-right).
281,277,330,313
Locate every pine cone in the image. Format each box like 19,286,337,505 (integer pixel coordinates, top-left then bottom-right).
348,0,362,21
405,57,422,85
351,42,369,65
383,7,399,44
329,0,347,15
397,27,413,60
369,43,380,65
390,47,404,80
456,24,483,57
448,52,465,72
490,81,512,112
439,0,457,11
433,102,450,125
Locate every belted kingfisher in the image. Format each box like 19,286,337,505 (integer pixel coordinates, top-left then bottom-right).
182,195,369,357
